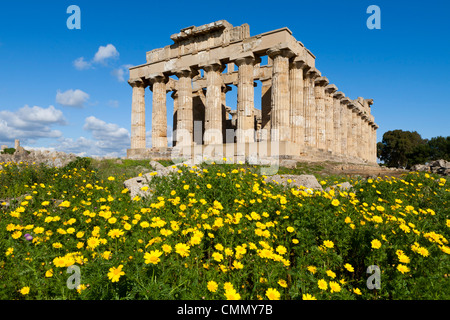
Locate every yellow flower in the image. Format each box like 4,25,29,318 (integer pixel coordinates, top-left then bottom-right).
175,243,190,257
144,250,163,265
318,279,328,290
19,286,30,295
307,266,317,274
344,263,354,272
302,293,316,300
59,201,71,208
52,242,63,249
232,260,244,269
41,201,50,206
353,288,362,295
45,269,53,278
107,229,124,239
161,244,172,254
329,281,341,293
323,240,334,249
371,239,382,249
331,199,340,206
376,205,385,212
87,237,100,249
102,251,112,260
286,226,294,233
224,288,241,300
326,270,336,278
207,281,218,293
212,252,224,262
278,279,288,288
265,288,281,300
107,265,125,282
397,264,410,274
5,247,14,256
53,256,67,268
107,176,115,181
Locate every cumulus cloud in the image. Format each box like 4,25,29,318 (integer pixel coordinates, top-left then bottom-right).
56,89,90,108
73,57,92,70
111,64,133,82
0,105,66,145
93,44,119,64
53,116,130,157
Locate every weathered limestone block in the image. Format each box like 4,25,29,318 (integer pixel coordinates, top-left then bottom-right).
304,68,321,148
268,46,295,142
129,79,147,149
175,68,197,146
149,74,168,149
325,84,337,153
234,54,256,143
314,76,329,150
264,174,323,191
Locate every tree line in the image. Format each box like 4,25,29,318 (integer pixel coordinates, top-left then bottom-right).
377,130,450,168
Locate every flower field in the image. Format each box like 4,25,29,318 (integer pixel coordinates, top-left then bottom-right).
0,159,449,300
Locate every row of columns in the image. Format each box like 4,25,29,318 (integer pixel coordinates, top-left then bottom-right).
129,48,377,163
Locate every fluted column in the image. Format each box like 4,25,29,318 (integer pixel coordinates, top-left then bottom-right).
362,116,370,161
325,84,337,153
171,90,178,147
341,97,352,157
149,74,168,149
235,55,256,143
175,68,197,146
304,68,321,147
356,108,363,160
221,85,232,143
289,59,307,145
349,102,359,158
314,76,329,150
202,61,224,145
260,77,272,141
333,91,345,155
129,78,147,149
268,47,295,142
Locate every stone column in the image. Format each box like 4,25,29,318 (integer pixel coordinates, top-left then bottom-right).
356,109,363,160
129,78,147,150
221,85,232,143
260,77,272,141
235,55,256,144
333,91,345,156
349,102,359,158
149,74,168,149
289,58,307,145
268,47,295,142
314,76,329,150
171,90,178,147
175,68,197,146
341,97,352,157
201,61,224,145
372,123,379,163
325,84,337,153
304,68,320,147
362,115,370,161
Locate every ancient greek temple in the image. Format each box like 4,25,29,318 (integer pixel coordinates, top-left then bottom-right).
127,20,378,164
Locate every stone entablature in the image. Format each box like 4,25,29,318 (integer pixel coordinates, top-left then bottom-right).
127,20,378,164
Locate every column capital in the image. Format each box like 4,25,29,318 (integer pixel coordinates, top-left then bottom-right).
199,59,225,72
325,84,338,94
333,91,345,99
305,67,321,79
128,78,147,88
232,52,256,66
146,73,168,84
314,76,329,87
341,97,351,105
174,67,198,78
267,45,296,59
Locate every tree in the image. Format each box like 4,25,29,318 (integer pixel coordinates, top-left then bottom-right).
377,130,425,168
427,136,450,161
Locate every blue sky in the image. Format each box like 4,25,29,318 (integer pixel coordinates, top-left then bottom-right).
0,0,449,157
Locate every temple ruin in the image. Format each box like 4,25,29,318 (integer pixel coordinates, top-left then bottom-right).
127,20,378,164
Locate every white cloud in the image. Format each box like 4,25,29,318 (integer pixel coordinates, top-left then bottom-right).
107,100,119,108
73,57,92,70
52,116,130,157
111,64,133,82
56,89,90,108
0,105,66,145
93,44,119,64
